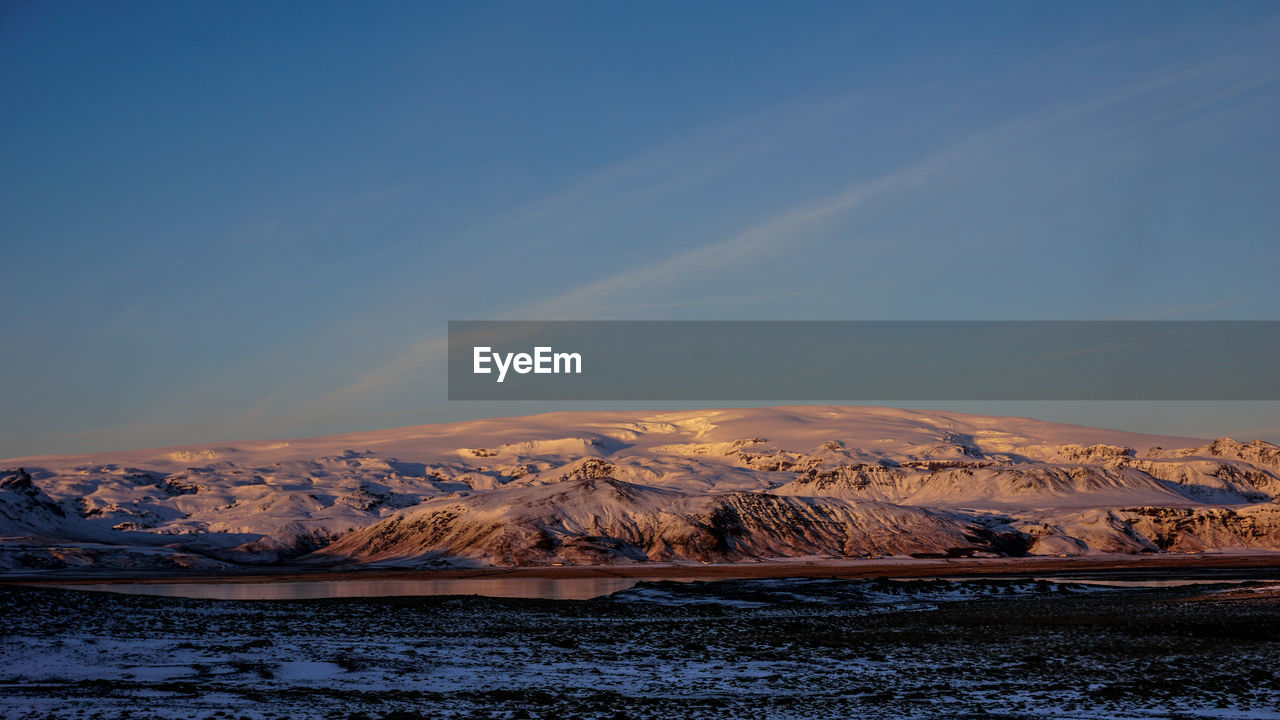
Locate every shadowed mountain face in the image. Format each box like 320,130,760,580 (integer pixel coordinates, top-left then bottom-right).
3,406,1280,570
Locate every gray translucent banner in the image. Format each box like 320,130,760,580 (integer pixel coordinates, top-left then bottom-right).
448,321,1280,400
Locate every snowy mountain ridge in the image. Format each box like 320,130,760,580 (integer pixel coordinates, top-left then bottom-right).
3,406,1279,570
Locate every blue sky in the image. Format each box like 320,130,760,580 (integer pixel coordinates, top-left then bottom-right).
2,1,1279,457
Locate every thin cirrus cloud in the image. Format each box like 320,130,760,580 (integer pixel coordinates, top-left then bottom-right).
296,61,1270,424
299,137,965,415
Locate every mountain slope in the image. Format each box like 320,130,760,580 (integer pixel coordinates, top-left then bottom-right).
313,474,983,567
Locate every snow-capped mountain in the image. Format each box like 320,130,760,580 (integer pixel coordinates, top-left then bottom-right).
3,406,1279,570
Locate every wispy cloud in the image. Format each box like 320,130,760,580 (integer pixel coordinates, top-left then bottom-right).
510,71,1229,319
168,32,1280,445
301,120,1010,413
515,152,964,319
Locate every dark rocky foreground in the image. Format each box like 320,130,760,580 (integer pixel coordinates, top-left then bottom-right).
2,578,1279,719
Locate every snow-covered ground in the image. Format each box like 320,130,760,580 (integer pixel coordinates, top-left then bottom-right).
3,406,1280,570
3,578,1279,720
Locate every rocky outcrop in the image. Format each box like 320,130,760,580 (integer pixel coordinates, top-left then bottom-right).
0,468,70,536
1115,504,1280,552
310,476,986,567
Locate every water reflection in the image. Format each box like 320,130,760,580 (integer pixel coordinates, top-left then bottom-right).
46,577,645,601
40,574,1280,601
1034,577,1279,588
